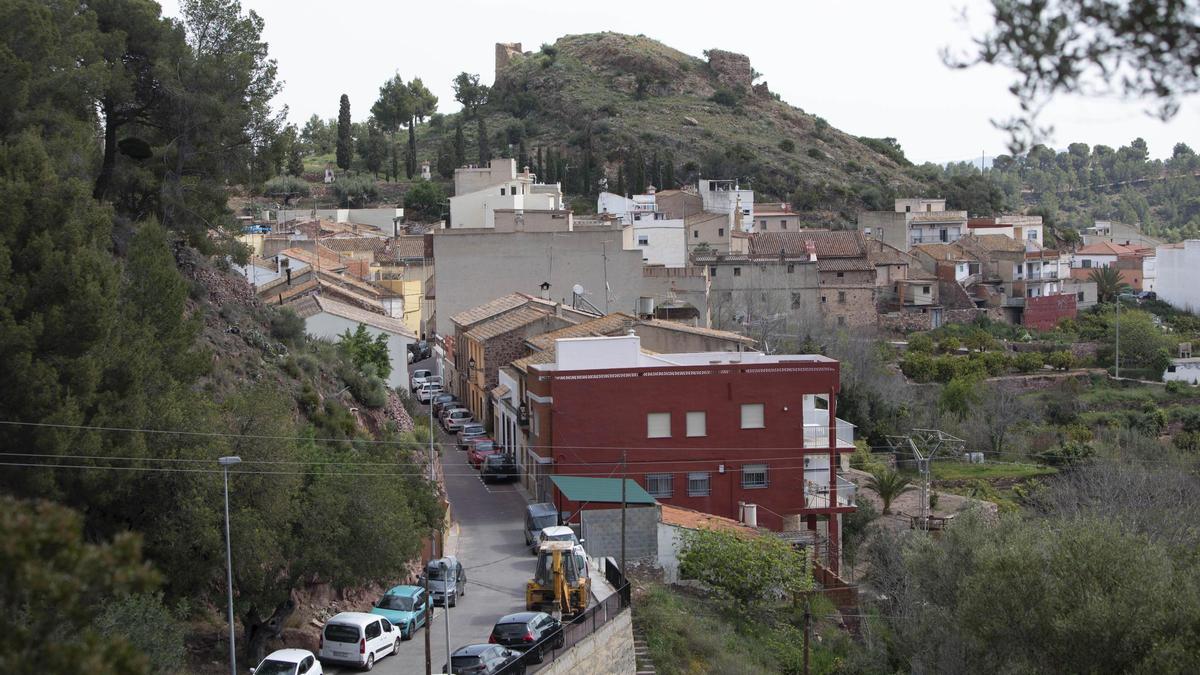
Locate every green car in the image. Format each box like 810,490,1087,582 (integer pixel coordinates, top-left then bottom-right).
370,585,429,640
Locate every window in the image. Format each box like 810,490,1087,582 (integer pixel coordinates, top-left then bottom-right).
836,272,844,278
781,219,788,229
742,464,768,488
693,230,699,238
647,412,671,438
688,472,711,497
637,235,649,246
787,264,795,273
500,188,506,196
718,228,725,237
743,208,750,215
646,473,673,498
837,291,846,303
733,267,742,276
837,316,846,326
926,204,932,212
821,296,827,303
760,219,767,228
709,266,717,277
741,403,765,429
1082,259,1092,268
922,285,931,294
365,621,382,640
686,411,707,437
905,205,912,212
939,229,948,242
1077,292,1085,301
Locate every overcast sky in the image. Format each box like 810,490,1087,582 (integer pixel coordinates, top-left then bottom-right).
165,0,1197,164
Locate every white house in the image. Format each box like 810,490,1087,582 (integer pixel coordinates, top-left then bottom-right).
699,179,754,231
1165,358,1200,385
1158,240,1200,313
292,295,415,389
449,159,565,229
621,219,686,267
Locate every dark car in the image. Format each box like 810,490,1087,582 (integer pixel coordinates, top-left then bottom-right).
488,612,564,664
481,453,518,484
443,644,525,675
429,392,455,411
524,503,558,552
408,340,431,361
434,397,463,418
456,423,488,450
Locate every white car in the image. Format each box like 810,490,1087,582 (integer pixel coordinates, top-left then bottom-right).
251,648,322,674
426,375,444,389
539,526,590,577
318,612,401,670
410,369,433,391
416,382,443,403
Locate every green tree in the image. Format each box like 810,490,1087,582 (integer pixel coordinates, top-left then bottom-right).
405,180,446,222
865,467,916,515
339,324,392,379
94,593,187,675
477,116,490,164
263,175,310,204
678,528,811,609
332,175,379,208
452,72,490,117
0,496,161,674
336,93,352,171
1088,266,1129,303
358,121,388,178
453,119,466,167
939,375,981,421
301,114,335,154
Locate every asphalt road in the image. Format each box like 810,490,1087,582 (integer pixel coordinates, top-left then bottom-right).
328,360,536,674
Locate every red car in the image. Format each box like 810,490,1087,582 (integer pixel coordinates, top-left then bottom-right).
467,439,498,468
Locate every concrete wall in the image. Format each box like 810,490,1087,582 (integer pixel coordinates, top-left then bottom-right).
274,208,404,232
622,219,686,268
656,524,684,583
638,267,710,326
304,312,411,389
1165,361,1200,385
432,228,644,335
1158,241,1200,314
707,259,822,333
579,506,659,562
537,609,636,675
857,211,909,251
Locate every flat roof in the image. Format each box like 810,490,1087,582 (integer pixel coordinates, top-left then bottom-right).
550,476,656,505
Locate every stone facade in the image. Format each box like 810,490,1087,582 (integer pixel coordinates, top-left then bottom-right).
495,42,522,77
538,609,636,675
706,49,753,90
818,269,878,327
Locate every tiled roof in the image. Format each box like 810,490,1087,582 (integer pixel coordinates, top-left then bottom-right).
321,236,388,252
961,234,1026,253
685,211,728,226
748,230,867,258
465,306,553,341
637,319,757,346
526,313,635,351
817,257,875,272
660,504,757,536
911,242,970,261
376,235,427,263
510,350,557,372
279,245,346,271
450,293,534,328
292,294,414,337
1077,240,1137,256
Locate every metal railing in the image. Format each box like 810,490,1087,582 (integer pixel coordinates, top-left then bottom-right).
802,418,856,449
1015,269,1059,280
804,475,857,509
496,569,631,673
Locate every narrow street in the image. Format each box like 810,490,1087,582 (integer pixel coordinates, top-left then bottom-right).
328,358,536,674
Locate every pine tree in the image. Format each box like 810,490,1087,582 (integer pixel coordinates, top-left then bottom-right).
477,116,490,164
536,147,544,178
616,165,625,196
663,150,676,188
336,94,352,171
453,120,466,167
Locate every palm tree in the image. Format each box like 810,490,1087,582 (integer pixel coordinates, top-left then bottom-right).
1088,266,1130,303
865,467,917,515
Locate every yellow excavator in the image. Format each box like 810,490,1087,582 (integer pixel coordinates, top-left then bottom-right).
526,540,590,617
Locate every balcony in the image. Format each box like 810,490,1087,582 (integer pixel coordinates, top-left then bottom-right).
804,475,857,509
802,418,856,449
1015,269,1059,281
910,234,962,245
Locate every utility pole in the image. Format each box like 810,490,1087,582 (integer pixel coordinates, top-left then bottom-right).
424,570,432,675
601,240,610,313
620,450,627,577
429,397,435,482
440,561,451,673
218,456,242,675
1115,295,1121,378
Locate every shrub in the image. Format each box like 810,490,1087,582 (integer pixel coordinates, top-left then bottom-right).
1038,440,1095,466
341,362,388,409
403,179,446,222
709,88,741,107
269,307,306,345
940,336,962,353
1046,350,1075,371
94,593,187,674
908,333,935,354
933,356,961,383
981,351,1012,376
778,139,795,153
806,147,826,160
332,175,379,207
263,175,310,204
1166,380,1190,395
1013,352,1045,373
901,353,935,382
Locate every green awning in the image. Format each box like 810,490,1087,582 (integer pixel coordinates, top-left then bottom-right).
550,475,656,505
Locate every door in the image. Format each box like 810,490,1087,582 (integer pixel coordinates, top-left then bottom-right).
416,591,428,626
364,620,384,655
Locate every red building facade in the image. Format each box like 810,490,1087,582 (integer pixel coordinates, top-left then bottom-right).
526,335,856,572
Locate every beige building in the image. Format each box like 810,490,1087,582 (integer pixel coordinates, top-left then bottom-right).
449,158,568,229
751,203,800,232
857,198,969,252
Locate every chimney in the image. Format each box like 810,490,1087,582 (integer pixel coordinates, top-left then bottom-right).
805,239,817,262
738,501,758,528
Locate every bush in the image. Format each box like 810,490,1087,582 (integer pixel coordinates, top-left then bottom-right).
1046,350,1075,371
1166,380,1190,395
1037,440,1095,467
263,175,310,204
940,336,962,353
269,307,306,345
901,353,935,382
341,362,388,409
403,179,446,222
778,139,795,153
709,88,741,107
806,147,826,160
933,356,961,383
908,333,935,354
1013,352,1045,373
332,175,379,207
981,351,1012,376
93,593,187,674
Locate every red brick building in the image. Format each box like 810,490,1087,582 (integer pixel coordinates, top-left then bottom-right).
526,334,856,572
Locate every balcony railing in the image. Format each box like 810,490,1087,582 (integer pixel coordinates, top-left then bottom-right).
804,475,857,509
1015,270,1059,280
802,418,856,449
910,234,962,245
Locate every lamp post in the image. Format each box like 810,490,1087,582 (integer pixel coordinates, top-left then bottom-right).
218,456,242,675
440,561,452,671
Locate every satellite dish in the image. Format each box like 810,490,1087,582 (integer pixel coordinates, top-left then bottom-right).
572,283,585,296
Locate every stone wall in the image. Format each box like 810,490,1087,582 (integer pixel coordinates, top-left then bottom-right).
706,49,753,90
580,506,658,562
538,609,636,675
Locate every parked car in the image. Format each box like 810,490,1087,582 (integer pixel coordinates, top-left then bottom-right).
426,375,444,389
251,648,322,675
422,556,466,607
430,393,456,414
442,408,473,432
410,369,433,391
467,441,498,468
524,503,558,552
443,644,525,675
538,525,579,547
417,382,443,403
408,340,431,361
318,612,401,670
481,453,518,484
456,423,488,450
488,612,564,664
435,398,464,419
1138,290,1157,301
370,584,429,641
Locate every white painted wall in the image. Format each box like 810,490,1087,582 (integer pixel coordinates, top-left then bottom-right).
621,219,686,267
450,185,562,229
304,312,412,389
1164,360,1200,385
699,179,754,231
556,335,642,370
1073,253,1118,269
598,192,635,222
1158,241,1200,313
656,523,684,583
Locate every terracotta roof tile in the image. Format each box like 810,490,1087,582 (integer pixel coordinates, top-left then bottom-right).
321,236,388,252
1077,240,1138,256
748,230,867,258
817,257,875,272
450,293,533,327
465,306,554,341
526,313,636,350
660,504,757,536
291,295,414,337
637,319,757,346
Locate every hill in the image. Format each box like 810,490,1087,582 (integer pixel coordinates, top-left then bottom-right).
415,33,921,220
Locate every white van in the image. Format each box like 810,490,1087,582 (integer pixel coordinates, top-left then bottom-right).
318,611,401,670
410,369,433,391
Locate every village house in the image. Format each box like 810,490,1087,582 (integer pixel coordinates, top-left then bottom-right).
1157,240,1200,314
371,235,433,337
965,214,1045,244
1071,241,1157,292
525,333,856,575
448,158,569,230
857,197,969,252
751,203,799,232
290,294,415,390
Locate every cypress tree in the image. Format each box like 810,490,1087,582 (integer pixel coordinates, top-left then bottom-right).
616,165,625,196
453,121,466,167
536,147,544,178
663,150,676,188
477,116,490,164
336,94,352,171
518,138,529,171
651,149,662,188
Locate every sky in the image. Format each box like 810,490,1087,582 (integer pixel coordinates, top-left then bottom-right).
164,0,1197,164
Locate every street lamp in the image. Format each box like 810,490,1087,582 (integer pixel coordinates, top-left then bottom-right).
218,456,242,675
440,561,452,671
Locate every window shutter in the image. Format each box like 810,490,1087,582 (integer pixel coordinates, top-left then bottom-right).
741,403,764,429
686,411,706,437
647,412,671,438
